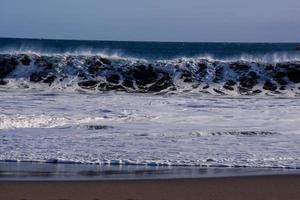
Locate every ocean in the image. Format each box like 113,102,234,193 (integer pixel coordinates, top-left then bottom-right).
0,38,300,170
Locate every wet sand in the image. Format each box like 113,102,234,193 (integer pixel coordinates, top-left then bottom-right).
0,175,299,200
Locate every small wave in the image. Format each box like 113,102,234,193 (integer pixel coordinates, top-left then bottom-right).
0,114,67,129
1,53,300,96
0,114,106,130
0,159,298,169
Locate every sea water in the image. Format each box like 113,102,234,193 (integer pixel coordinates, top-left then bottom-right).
0,38,300,169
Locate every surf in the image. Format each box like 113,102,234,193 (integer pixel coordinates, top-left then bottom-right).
0,52,300,96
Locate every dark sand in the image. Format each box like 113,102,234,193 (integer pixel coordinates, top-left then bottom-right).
0,175,299,200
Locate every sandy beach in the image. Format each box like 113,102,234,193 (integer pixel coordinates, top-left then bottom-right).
1,175,299,200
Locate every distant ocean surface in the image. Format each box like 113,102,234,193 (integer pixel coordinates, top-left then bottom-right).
1,37,300,60
0,38,300,169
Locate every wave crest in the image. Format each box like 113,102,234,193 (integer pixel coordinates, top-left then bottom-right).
1,53,300,95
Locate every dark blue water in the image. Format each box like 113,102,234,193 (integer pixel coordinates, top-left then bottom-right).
0,38,299,60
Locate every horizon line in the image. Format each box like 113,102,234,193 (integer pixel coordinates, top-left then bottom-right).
1,37,300,44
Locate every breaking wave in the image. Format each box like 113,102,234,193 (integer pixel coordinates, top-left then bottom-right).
1,52,300,95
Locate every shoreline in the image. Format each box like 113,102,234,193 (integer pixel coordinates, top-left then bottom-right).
1,161,300,181
1,175,299,200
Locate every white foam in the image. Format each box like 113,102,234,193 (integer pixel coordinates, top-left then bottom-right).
0,114,107,130
0,91,300,168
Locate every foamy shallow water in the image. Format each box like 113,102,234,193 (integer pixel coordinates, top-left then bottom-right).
0,90,300,168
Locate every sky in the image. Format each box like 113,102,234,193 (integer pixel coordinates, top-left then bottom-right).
0,0,300,42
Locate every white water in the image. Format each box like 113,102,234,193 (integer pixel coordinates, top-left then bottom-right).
0,90,300,168
1,53,300,96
